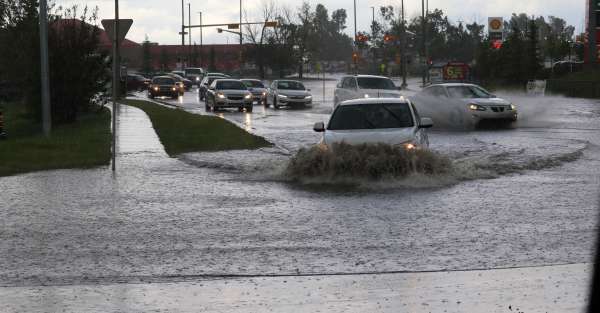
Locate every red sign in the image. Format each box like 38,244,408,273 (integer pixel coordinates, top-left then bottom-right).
443,63,469,81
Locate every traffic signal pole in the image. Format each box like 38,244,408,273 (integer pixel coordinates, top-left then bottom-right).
181,0,185,71
111,0,120,172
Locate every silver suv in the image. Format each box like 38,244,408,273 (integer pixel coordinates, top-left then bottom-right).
334,75,402,107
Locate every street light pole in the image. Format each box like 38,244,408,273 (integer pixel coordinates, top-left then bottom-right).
188,3,191,66
111,0,120,172
199,12,203,47
371,7,374,26
354,0,357,42
588,0,597,69
39,0,51,136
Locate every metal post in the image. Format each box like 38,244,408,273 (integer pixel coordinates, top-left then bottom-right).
421,0,426,86
401,0,407,88
588,0,597,69
181,0,185,71
39,0,51,136
112,0,120,172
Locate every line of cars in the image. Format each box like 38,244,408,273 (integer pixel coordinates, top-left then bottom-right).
198,73,313,112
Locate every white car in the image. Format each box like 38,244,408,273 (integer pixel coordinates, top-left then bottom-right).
265,80,312,109
334,75,403,107
313,98,433,149
415,83,518,127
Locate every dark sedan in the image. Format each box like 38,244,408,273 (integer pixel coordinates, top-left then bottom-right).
148,76,179,99
241,79,267,105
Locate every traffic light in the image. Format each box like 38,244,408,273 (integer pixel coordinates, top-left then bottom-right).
352,52,359,63
383,34,396,44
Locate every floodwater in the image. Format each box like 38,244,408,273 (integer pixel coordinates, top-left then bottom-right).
1,77,599,311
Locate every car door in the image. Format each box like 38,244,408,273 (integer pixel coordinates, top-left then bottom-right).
334,78,346,103
337,77,351,103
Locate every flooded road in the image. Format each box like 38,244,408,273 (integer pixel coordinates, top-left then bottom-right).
1,78,599,311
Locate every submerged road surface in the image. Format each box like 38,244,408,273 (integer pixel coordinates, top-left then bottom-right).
1,77,599,312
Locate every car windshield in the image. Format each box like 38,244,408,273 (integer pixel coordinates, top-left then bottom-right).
152,77,174,85
277,81,305,90
357,77,396,90
447,86,492,98
205,77,218,85
216,81,247,90
242,80,265,88
328,103,414,130
185,68,202,75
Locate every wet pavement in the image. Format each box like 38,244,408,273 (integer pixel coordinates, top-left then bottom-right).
1,77,599,311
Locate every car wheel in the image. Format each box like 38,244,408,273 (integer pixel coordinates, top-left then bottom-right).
205,101,210,111
246,106,253,113
273,98,279,110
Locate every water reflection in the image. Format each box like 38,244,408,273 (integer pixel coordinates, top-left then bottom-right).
244,113,252,132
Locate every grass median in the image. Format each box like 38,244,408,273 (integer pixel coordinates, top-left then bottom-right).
123,99,271,156
0,103,111,177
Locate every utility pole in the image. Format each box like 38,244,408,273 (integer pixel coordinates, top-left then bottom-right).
111,0,120,172
401,0,407,88
239,0,243,77
39,0,51,136
181,0,185,71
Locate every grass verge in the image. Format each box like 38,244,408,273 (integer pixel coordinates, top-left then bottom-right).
0,103,111,177
123,99,271,156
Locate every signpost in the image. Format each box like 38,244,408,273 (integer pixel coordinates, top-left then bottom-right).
488,17,504,49
101,16,132,172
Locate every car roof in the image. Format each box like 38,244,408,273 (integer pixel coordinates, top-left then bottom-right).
152,76,174,80
274,80,302,83
345,75,391,79
426,83,477,88
338,98,409,106
215,79,242,83
241,79,262,82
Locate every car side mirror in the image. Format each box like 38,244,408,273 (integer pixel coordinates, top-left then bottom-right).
307,89,311,92
419,117,433,129
313,122,325,132
396,86,403,91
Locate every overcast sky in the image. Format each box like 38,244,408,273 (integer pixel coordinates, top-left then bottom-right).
55,0,586,45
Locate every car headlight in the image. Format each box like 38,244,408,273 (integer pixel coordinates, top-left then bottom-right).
402,142,418,150
217,93,226,99
196,77,200,81
469,103,487,111
244,94,252,99
305,95,312,99
278,94,288,99
364,94,370,98
172,87,177,91
153,87,159,91
262,91,267,96
510,104,517,111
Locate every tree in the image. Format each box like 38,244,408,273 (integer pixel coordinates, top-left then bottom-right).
243,0,275,79
141,35,153,75
47,5,110,123
525,18,543,79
